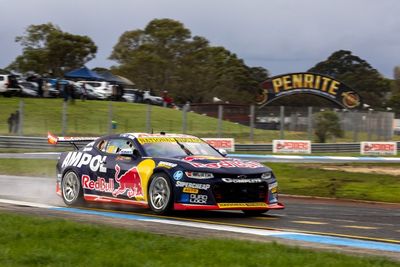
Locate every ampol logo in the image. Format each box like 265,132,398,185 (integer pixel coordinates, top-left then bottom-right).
112,164,143,198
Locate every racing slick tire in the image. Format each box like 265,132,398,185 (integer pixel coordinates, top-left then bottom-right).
61,170,84,206
242,210,269,216
148,173,173,214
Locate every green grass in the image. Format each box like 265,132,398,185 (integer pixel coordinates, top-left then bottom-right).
1,97,395,143
0,212,397,267
0,159,399,203
269,163,400,202
0,97,308,143
0,159,56,177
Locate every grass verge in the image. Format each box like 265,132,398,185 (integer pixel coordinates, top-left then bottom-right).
0,212,398,267
269,163,400,203
0,159,56,177
1,97,394,142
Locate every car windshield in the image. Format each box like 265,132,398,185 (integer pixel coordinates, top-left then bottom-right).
139,137,222,158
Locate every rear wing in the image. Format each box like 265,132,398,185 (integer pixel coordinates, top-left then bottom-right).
47,132,98,149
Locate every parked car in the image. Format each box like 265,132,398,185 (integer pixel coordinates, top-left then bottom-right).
78,81,112,97
0,74,22,96
143,90,163,105
75,82,107,100
122,88,140,102
19,81,39,97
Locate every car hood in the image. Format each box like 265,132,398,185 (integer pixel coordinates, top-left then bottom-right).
155,155,270,174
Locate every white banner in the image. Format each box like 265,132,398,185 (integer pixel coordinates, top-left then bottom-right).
203,138,235,152
273,140,311,154
360,142,397,155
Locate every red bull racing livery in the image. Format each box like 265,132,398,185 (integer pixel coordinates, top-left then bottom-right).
49,132,284,215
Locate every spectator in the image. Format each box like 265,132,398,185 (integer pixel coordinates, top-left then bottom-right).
7,113,14,133
13,111,20,134
36,75,43,97
136,90,144,103
81,82,87,101
162,90,173,107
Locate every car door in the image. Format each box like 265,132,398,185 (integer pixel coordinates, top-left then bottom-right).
97,137,144,201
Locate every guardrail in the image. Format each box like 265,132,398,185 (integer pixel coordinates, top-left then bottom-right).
1,135,399,153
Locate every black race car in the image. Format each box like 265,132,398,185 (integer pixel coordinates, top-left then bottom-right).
49,132,284,215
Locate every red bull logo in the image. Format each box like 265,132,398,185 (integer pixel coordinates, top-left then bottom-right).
112,164,143,198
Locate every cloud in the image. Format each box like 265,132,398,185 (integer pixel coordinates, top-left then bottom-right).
1,0,399,77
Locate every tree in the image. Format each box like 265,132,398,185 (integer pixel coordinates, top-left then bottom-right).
8,23,97,77
314,110,343,143
110,18,268,104
308,50,391,108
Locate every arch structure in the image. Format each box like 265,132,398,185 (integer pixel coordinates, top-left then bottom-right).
257,72,362,109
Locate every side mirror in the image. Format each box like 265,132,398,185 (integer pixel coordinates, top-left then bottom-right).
218,148,228,157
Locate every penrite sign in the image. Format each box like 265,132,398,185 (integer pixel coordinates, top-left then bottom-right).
256,72,362,109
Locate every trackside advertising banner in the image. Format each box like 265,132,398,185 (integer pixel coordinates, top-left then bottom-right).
360,142,397,155
203,138,235,152
273,140,311,154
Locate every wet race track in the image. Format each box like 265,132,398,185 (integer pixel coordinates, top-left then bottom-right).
0,174,399,260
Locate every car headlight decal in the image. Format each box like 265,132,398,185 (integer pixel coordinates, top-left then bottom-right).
261,172,272,180
185,171,214,179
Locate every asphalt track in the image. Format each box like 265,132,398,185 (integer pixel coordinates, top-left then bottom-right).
0,174,399,261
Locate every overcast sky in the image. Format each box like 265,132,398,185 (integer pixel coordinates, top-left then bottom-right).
1,0,399,78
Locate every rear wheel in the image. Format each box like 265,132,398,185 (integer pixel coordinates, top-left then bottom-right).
242,210,268,216
148,173,173,214
61,171,83,206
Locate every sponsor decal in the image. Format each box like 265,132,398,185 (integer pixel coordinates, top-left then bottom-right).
217,202,268,208
258,72,362,109
183,187,199,194
62,152,107,173
203,138,235,152
221,178,263,183
137,137,201,144
83,141,95,152
82,175,114,193
113,164,143,198
173,170,183,181
268,182,278,193
190,194,208,204
342,91,361,109
157,161,177,169
176,181,211,190
184,157,264,169
273,140,311,154
180,193,190,203
360,142,397,155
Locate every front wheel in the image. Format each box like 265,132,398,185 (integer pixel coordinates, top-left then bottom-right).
61,171,83,206
148,173,173,214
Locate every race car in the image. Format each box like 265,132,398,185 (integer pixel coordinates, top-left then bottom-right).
48,132,284,215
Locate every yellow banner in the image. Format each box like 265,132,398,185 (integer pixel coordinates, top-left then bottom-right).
217,202,268,209
138,137,202,144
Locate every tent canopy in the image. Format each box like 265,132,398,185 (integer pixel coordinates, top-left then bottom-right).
64,67,135,86
64,66,103,80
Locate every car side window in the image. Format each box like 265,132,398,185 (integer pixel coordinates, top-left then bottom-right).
97,139,109,152
103,138,136,154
